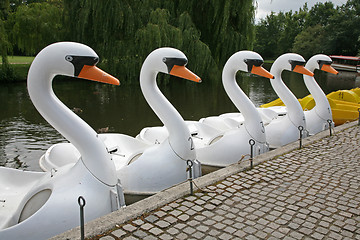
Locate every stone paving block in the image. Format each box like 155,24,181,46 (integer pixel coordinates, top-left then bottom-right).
123,236,139,240
173,223,186,230
123,224,137,232
132,219,144,226
208,229,221,236
175,232,188,240
243,226,257,234
133,230,147,238
149,227,163,236
192,231,205,239
100,236,115,240
144,215,159,223
140,223,153,231
155,220,170,229
159,233,173,240
112,229,126,238
166,227,179,235
203,236,217,240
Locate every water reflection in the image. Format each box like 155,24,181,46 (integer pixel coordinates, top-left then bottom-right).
0,70,358,171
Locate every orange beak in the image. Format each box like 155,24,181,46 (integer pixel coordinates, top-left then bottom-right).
251,66,274,79
170,65,201,83
78,65,120,85
321,64,338,75
293,65,314,77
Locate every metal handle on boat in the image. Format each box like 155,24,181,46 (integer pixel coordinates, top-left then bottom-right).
78,196,86,240
186,160,194,195
327,119,333,136
249,139,255,169
298,126,304,149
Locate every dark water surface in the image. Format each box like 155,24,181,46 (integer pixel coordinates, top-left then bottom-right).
1,69,358,171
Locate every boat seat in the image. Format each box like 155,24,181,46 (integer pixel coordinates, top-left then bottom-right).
101,134,150,170
0,168,48,229
208,134,224,145
136,127,168,145
200,116,233,132
39,143,80,171
127,152,143,165
189,122,224,147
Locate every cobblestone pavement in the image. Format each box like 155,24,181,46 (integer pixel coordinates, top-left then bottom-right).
92,125,360,240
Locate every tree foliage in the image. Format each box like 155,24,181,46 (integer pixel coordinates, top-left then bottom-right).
0,0,14,81
9,2,64,55
254,0,360,59
254,4,308,59
62,0,254,84
292,24,326,59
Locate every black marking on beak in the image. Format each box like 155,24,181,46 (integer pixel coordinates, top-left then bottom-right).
244,59,264,72
289,60,306,71
162,57,188,73
65,55,99,76
318,60,332,70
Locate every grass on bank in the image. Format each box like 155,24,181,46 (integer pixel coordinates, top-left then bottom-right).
0,56,34,64
0,56,34,82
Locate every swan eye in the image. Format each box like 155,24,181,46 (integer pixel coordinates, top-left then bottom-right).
65,55,73,61
289,60,305,71
163,57,188,73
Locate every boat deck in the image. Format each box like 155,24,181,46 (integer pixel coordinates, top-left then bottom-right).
51,121,360,240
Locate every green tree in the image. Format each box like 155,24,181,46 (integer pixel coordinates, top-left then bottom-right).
63,0,254,84
9,2,64,55
305,1,337,27
292,24,326,59
0,0,14,81
325,0,360,55
254,12,284,59
277,10,306,55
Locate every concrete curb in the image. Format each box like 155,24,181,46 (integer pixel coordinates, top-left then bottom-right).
50,121,358,240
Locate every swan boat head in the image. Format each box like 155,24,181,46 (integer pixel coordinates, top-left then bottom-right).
304,54,338,131
222,51,274,141
306,54,338,75
271,53,314,77
140,47,201,161
269,53,314,127
28,42,119,186
225,50,274,79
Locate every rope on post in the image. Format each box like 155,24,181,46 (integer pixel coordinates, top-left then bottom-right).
78,196,86,240
327,119,333,136
249,139,255,169
186,160,194,195
298,126,304,149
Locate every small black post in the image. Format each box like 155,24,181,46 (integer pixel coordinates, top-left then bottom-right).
78,196,86,240
298,126,304,149
327,119,333,136
249,139,255,169
186,160,194,195
358,108,360,126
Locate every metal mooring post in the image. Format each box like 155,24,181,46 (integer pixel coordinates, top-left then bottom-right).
249,139,255,169
298,126,304,149
327,119,333,136
78,196,86,240
186,160,194,195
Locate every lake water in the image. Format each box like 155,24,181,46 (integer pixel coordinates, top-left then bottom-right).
1,69,359,171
